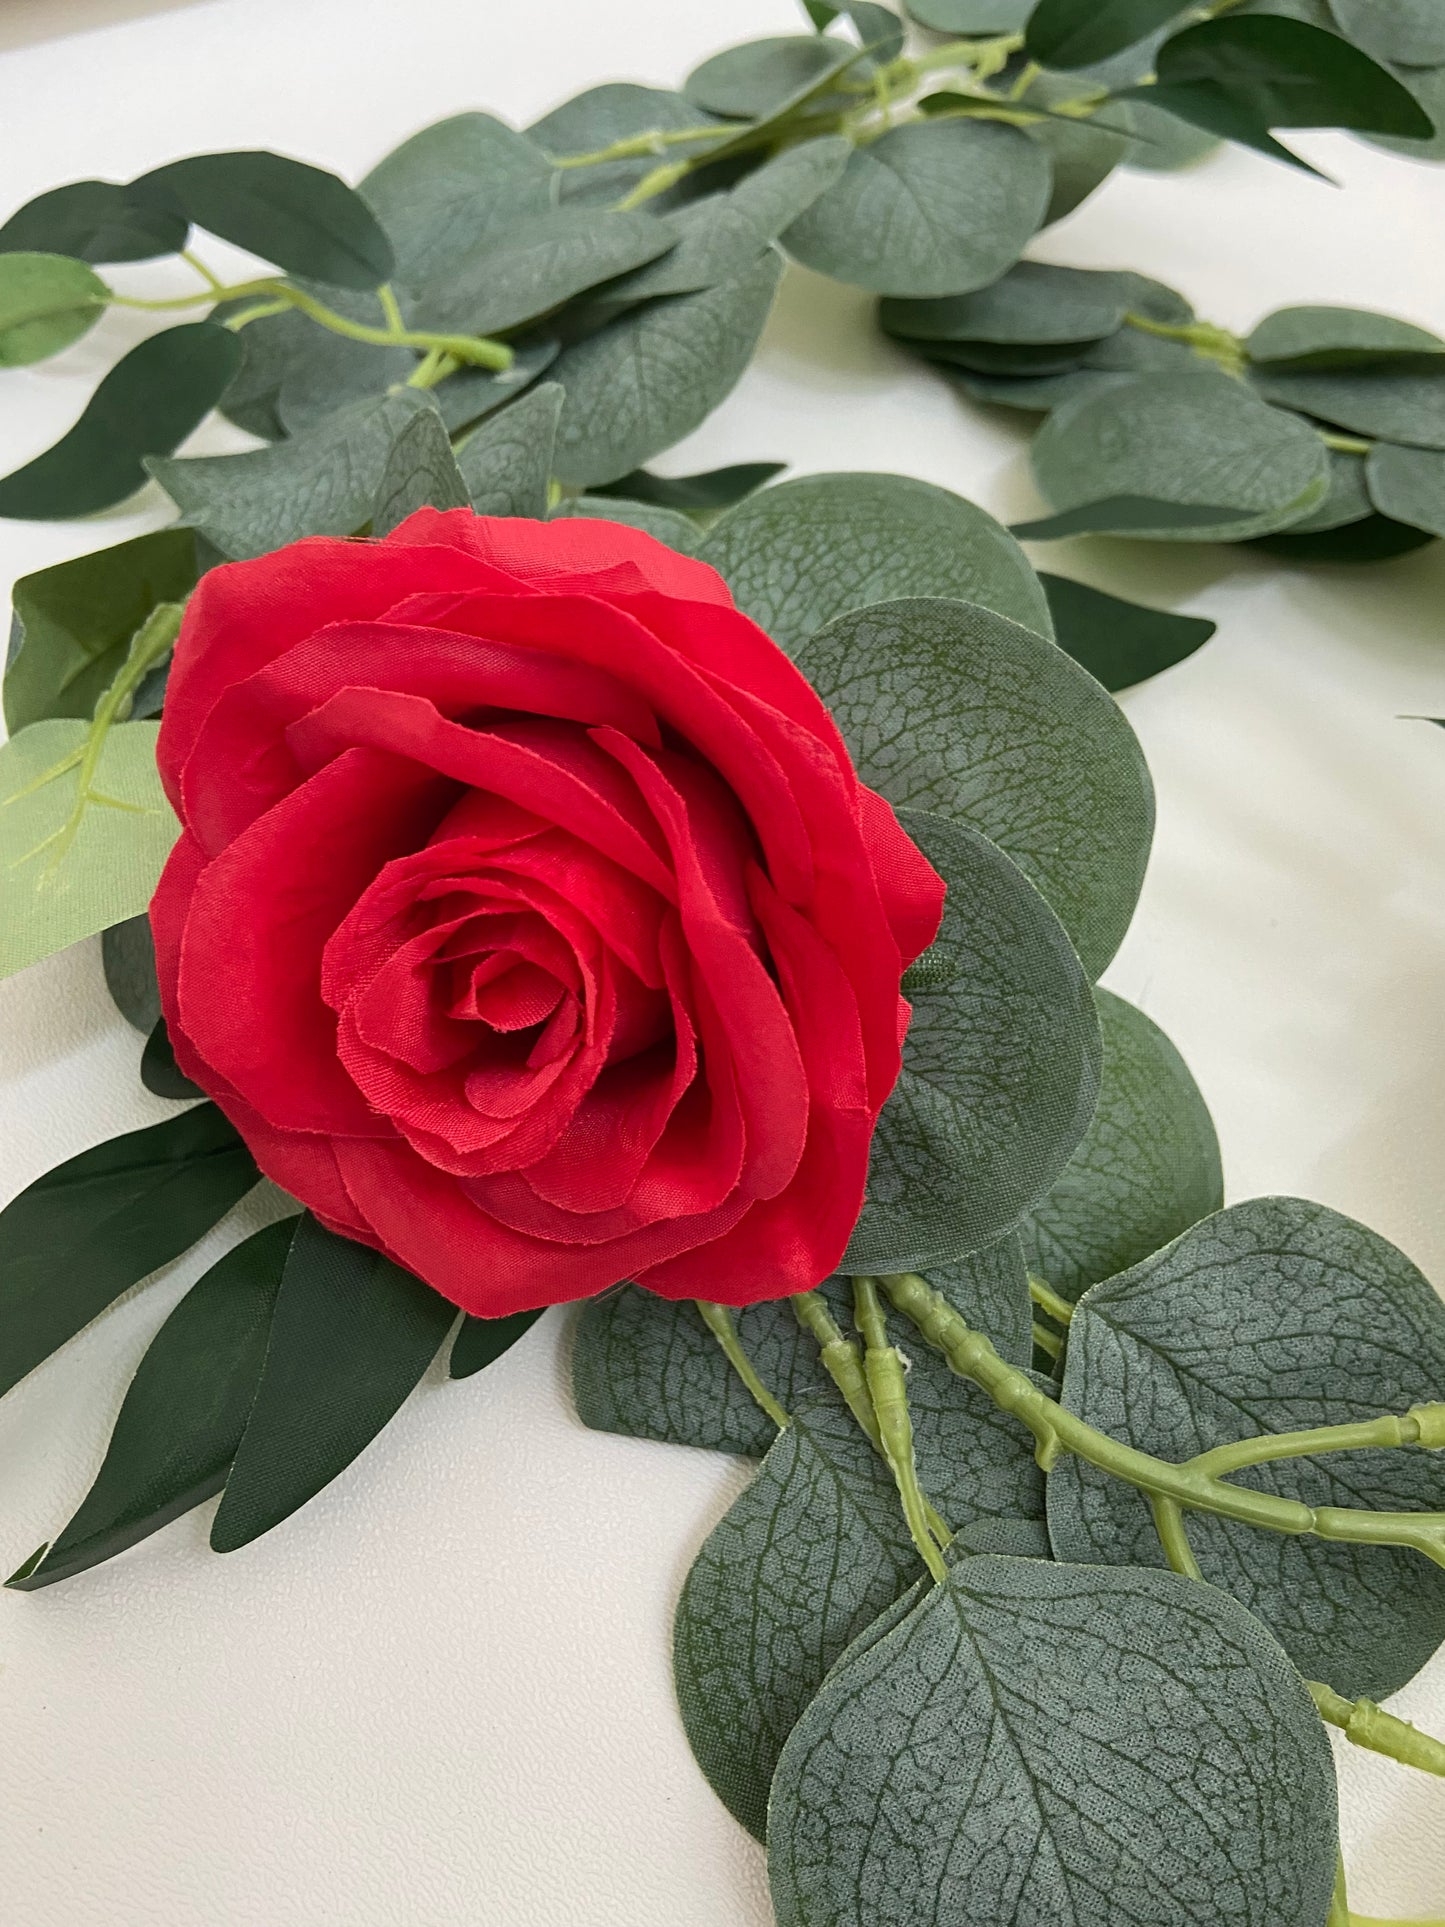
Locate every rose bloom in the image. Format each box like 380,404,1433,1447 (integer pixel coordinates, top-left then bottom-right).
151,510,944,1315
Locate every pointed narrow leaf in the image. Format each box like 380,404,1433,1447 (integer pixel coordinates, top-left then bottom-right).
102,913,161,1034
449,1306,544,1379
371,402,468,535
796,596,1155,976
594,461,785,514
0,322,240,520
457,381,563,518
700,471,1052,650
1041,573,1215,689
768,1556,1338,1927
1013,495,1269,539
1050,1197,1445,1697
7,1219,295,1590
210,1215,454,1552
675,1390,1045,1838
1027,0,1193,70
1247,514,1434,563
0,1105,258,1400
140,1016,205,1100
845,810,1101,1273
137,151,394,290
0,178,188,264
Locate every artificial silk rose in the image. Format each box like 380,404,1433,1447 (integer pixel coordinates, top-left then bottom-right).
151,509,944,1315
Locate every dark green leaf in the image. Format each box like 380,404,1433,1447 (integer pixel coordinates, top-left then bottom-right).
1021,988,1222,1303
1365,62,1445,160
552,495,701,550
783,120,1051,297
700,470,1052,650
370,402,468,535
768,1555,1338,1927
684,36,851,118
362,113,555,289
1365,441,1445,536
0,322,241,520
594,460,784,513
1118,97,1224,169
1014,495,1272,539
1041,573,1216,689
796,596,1154,977
1051,1196,1445,1697
0,253,107,367
102,913,161,1034
574,1248,1031,1457
846,810,1101,1274
527,85,724,208
139,1016,204,1101
5,527,197,732
1330,0,1445,69
1246,513,1436,562
456,381,564,519
210,1214,454,1552
907,0,1034,24
881,262,1143,347
137,150,394,290
1027,0,1193,70
0,1105,258,1401
675,1387,1045,1838
1252,362,1445,450
1030,370,1331,540
150,387,435,557
449,1307,544,1379
0,178,188,264
550,251,782,489
1247,304,1445,367
1121,16,1434,172
7,1218,295,1591
1027,107,1130,223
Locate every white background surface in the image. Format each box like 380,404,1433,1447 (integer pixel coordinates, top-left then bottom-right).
1,2,1444,1922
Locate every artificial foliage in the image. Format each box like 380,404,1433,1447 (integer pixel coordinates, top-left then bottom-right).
1,6,1444,1926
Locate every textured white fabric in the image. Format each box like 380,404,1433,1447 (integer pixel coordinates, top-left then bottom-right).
1,2,1444,1921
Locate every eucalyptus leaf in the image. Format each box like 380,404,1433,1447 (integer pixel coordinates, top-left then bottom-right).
1279,449,1374,533
684,36,852,119
1040,573,1216,689
431,336,561,436
768,1555,1338,1927
906,0,1034,26
0,321,241,520
881,262,1142,347
102,913,161,1034
1247,514,1435,563
593,460,784,513
449,1307,544,1380
0,178,188,264
210,1214,454,1553
550,251,782,489
796,596,1154,977
1119,97,1224,169
573,1242,1033,1457
1330,0,1445,70
0,719,179,980
141,1016,205,1101
552,495,702,550
528,85,725,208
1027,0,1192,71
675,1386,1045,1838
1251,362,1445,450
137,150,394,290
0,253,107,367
1030,370,1331,540
7,1218,294,1590
0,1104,258,1402
1021,988,1222,1303
1365,440,1445,536
150,387,436,557
700,471,1051,650
1247,304,1445,367
782,120,1051,297
5,527,197,733
1013,495,1271,540
370,402,468,535
456,380,563,519
1028,109,1130,223
1051,1196,1445,1697
1365,63,1445,161
845,810,1101,1274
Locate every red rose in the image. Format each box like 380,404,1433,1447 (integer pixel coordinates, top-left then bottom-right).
151,510,944,1315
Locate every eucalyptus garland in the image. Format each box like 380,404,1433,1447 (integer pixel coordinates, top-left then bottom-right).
1,5,1444,1927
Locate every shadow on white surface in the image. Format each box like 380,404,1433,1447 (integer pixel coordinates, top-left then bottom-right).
0,0,210,52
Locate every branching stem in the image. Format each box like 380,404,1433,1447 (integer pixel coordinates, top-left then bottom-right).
1028,1274,1074,1328
694,1302,789,1431
853,1278,949,1583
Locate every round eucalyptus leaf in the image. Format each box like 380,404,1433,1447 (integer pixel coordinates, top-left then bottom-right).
1028,111,1129,223
699,470,1051,651
1282,449,1373,532
552,495,701,551
0,178,189,264
684,36,847,119
0,252,107,367
881,261,1141,347
782,119,1051,298
1330,0,1445,69
528,83,723,207
918,337,1097,376
843,809,1101,1275
796,597,1154,977
1247,304,1445,367
768,1555,1337,1927
1051,1196,1445,1698
1021,988,1222,1303
906,0,1033,26
1365,441,1445,537
1031,370,1331,540
1252,363,1445,450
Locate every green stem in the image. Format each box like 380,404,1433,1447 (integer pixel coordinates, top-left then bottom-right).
1031,1320,1063,1362
1191,1405,1445,1481
109,275,280,312
1124,309,1248,377
407,346,457,390
223,298,292,331
1028,1274,1074,1328
1308,1680,1445,1779
1323,432,1374,455
1331,1859,1351,1927
880,1272,1445,1567
1150,1494,1204,1578
854,1278,949,1583
547,123,736,169
180,247,225,294
694,1302,789,1431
